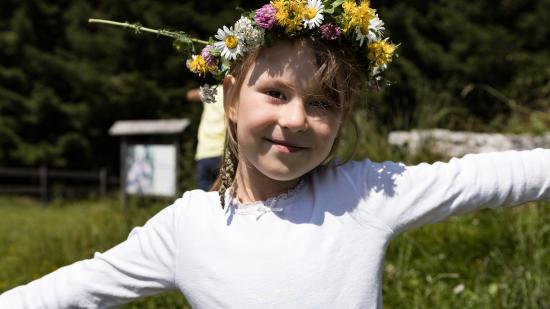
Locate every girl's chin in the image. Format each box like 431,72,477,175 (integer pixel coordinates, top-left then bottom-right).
257,164,311,182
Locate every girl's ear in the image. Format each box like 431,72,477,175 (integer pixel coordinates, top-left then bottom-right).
223,75,238,122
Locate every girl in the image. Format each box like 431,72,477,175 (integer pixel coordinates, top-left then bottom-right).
2,1,549,308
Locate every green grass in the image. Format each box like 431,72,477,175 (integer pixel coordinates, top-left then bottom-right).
384,203,550,308
0,196,190,308
0,197,548,308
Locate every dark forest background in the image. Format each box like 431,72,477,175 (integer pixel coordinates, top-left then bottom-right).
1,0,549,189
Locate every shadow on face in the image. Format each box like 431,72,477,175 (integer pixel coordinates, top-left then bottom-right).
246,38,323,95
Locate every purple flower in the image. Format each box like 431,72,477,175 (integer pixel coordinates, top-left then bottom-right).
367,82,382,92
319,23,342,41
254,4,277,30
367,76,383,92
201,45,217,67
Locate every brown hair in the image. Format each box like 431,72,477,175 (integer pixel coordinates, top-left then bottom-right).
211,36,368,208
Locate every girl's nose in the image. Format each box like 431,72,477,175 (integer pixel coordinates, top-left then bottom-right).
278,99,308,132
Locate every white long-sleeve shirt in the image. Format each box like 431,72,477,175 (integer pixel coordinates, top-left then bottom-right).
1,149,549,308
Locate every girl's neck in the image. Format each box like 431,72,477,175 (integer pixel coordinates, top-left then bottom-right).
232,164,301,203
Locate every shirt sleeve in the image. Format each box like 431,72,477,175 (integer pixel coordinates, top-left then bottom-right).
0,198,181,309
363,149,550,235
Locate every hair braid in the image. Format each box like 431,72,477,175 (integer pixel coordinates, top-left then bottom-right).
217,145,238,209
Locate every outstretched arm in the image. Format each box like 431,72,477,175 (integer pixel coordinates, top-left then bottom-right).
363,149,550,235
0,201,178,308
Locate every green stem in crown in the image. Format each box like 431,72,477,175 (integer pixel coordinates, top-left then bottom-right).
88,18,209,46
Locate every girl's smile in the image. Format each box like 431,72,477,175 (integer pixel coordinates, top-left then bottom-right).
265,137,309,154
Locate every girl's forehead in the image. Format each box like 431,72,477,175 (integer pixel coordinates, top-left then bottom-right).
261,39,314,64
246,40,319,89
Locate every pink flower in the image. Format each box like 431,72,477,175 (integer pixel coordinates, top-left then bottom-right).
254,4,277,30
201,45,217,67
319,23,341,41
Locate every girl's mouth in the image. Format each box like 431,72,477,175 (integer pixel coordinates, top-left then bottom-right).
266,138,308,153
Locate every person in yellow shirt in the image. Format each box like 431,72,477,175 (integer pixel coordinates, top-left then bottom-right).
186,87,226,191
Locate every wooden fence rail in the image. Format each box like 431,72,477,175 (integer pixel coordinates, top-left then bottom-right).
0,166,111,206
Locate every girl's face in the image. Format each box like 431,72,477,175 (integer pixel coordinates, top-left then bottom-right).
226,40,342,186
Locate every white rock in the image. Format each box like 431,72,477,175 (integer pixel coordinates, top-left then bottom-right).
388,129,550,157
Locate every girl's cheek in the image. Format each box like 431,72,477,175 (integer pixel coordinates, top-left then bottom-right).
311,112,341,127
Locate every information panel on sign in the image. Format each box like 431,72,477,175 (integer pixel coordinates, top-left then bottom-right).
126,144,176,196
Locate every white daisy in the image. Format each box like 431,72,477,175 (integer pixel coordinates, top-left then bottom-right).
354,27,368,47
368,16,385,42
303,0,324,29
354,16,385,47
214,25,244,61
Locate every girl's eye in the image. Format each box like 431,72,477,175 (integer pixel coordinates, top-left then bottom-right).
265,90,287,101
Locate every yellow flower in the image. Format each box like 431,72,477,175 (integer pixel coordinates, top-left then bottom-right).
272,0,307,33
186,55,217,77
304,7,317,20
224,35,238,49
342,0,376,34
367,40,396,66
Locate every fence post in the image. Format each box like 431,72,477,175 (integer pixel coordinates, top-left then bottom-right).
120,137,128,213
99,168,107,199
40,165,48,207
174,138,180,197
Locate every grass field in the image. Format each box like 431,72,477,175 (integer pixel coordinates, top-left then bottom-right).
0,196,548,308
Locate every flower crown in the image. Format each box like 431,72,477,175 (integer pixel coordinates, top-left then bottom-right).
89,0,397,103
